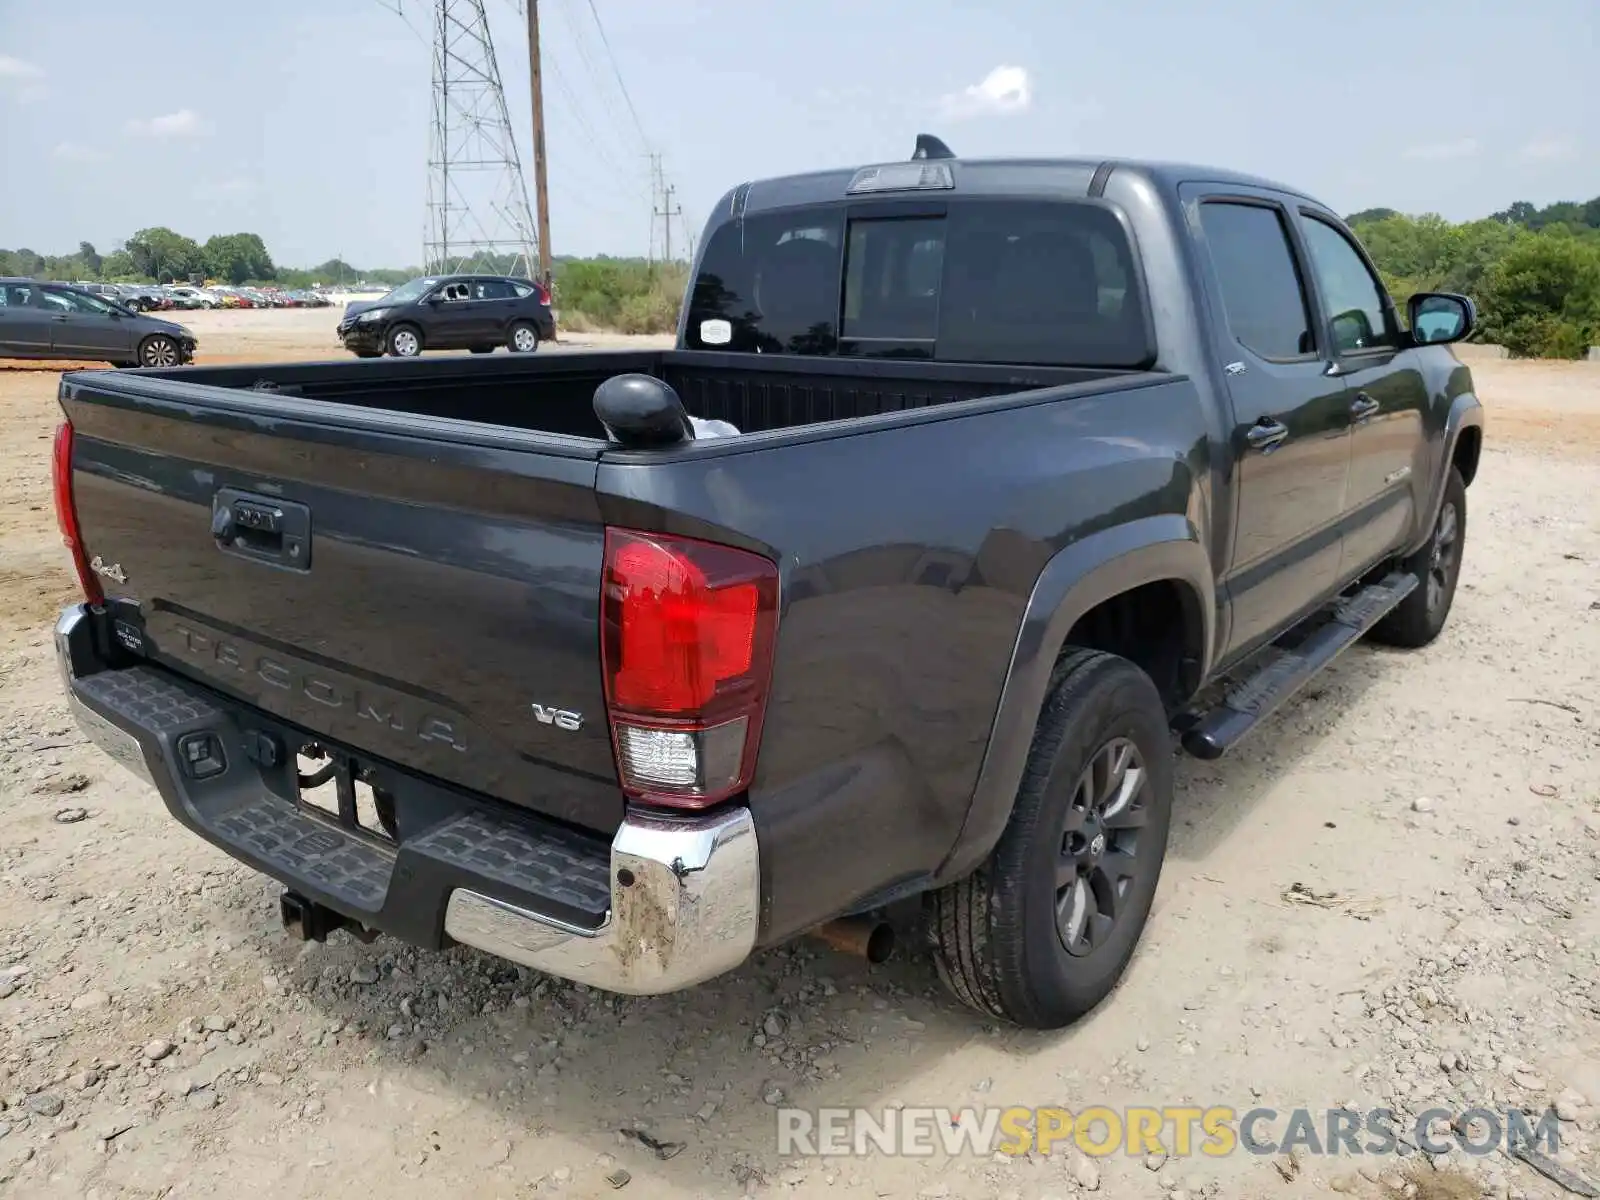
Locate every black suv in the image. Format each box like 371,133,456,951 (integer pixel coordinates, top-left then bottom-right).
337,274,556,358
0,279,196,367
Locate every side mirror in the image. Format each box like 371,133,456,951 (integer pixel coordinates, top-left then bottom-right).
425,294,441,306
1408,292,1475,346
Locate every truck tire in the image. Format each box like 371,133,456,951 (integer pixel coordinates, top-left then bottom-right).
1368,466,1466,649
928,649,1172,1029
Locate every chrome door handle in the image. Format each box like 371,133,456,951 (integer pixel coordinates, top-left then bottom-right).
1350,393,1380,421
1246,419,1289,452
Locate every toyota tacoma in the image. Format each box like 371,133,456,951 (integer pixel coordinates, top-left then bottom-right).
49,137,1482,1028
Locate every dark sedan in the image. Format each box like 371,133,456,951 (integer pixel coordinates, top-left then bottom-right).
336,274,556,358
0,279,197,367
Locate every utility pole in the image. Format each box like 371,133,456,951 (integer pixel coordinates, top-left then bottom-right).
525,0,553,286
647,152,661,268
653,165,682,263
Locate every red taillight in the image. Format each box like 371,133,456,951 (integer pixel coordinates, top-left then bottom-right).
534,281,551,305
601,528,778,809
53,421,104,605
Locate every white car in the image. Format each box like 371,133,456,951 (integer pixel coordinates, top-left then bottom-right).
166,287,220,309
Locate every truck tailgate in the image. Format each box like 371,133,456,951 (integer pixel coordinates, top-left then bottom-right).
61,377,623,835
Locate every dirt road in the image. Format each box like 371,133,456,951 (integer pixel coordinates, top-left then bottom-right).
2,330,1598,1199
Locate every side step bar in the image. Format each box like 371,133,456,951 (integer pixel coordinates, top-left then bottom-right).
1180,571,1416,760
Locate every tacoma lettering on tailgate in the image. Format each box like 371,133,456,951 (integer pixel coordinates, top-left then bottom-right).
170,624,468,752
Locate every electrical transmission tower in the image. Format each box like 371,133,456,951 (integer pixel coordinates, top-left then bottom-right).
424,0,540,278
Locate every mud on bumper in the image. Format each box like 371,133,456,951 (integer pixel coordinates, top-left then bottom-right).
55,604,760,995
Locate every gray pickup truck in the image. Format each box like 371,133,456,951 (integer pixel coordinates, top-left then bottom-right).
51,137,1482,1029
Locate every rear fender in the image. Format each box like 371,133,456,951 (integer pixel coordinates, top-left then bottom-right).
934,515,1214,883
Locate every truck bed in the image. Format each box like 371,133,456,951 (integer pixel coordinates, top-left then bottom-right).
148,349,1135,439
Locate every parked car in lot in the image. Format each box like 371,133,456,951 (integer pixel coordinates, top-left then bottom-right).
336,273,555,357
118,287,171,313
165,286,218,310
49,143,1481,1028
0,278,196,365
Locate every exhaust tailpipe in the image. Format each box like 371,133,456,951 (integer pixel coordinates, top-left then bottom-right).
809,916,895,964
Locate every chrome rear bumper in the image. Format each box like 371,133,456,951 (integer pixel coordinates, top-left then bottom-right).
56,603,761,995
443,808,760,994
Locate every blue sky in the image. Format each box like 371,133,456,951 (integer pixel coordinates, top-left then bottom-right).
1,0,1594,270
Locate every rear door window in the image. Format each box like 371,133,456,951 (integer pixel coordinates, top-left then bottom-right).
685,201,1151,367
1196,201,1315,361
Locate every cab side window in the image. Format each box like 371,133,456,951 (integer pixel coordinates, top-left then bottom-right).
1197,201,1316,361
1299,215,1398,354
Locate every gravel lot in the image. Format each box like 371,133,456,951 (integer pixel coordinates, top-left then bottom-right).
1,328,1598,1199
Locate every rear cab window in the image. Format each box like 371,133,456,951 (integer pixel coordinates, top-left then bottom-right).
685,200,1153,368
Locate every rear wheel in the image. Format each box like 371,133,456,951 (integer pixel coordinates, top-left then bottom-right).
386,324,422,358
1368,466,1467,649
507,320,540,353
138,335,181,368
928,649,1172,1029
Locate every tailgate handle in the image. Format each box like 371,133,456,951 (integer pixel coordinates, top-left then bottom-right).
212,489,312,570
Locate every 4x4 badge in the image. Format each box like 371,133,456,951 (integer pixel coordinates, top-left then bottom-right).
89,556,127,584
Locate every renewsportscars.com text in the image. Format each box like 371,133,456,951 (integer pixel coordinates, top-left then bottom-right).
776,1105,1562,1159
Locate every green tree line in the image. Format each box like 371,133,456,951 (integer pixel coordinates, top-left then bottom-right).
6,196,1599,351
1347,195,1600,358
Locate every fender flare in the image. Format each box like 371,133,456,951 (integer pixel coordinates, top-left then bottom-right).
935,514,1215,883
1403,393,1484,557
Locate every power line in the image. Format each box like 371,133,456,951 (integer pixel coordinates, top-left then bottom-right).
545,0,638,156
544,51,646,193
577,0,650,149
480,0,661,256
376,0,430,44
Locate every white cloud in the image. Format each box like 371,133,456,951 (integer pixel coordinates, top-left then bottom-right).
939,66,1031,120
0,54,45,79
52,141,106,163
126,108,211,138
1402,138,1479,161
1521,136,1575,161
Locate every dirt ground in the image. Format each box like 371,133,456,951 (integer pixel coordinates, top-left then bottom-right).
1,325,1598,1199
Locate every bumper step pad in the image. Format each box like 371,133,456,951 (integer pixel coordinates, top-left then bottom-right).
71,661,611,927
